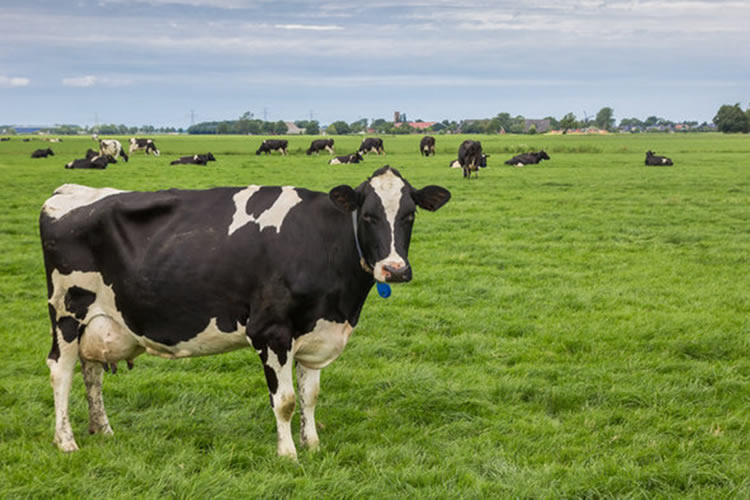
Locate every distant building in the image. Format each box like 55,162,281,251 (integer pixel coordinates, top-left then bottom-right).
285,122,304,135
393,121,437,131
524,119,551,133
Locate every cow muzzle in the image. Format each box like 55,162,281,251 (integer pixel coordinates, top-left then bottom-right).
382,262,412,283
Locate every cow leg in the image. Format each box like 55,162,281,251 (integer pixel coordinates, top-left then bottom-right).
259,346,297,459
80,359,113,436
296,362,320,451
47,321,80,452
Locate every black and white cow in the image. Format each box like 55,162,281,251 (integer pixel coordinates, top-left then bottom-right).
129,138,160,156
419,136,436,157
328,152,363,165
504,150,550,167
645,150,673,166
359,137,385,155
40,166,450,458
256,139,288,155
0,137,10,141
65,154,117,169
307,138,335,155
32,148,55,158
93,136,129,162
457,140,488,179
170,153,217,165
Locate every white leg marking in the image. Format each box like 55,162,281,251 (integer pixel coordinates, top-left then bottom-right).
369,170,407,282
266,350,297,459
296,363,321,451
228,186,302,236
48,329,79,452
81,359,113,436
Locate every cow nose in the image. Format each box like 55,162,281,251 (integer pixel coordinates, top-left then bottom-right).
384,263,412,283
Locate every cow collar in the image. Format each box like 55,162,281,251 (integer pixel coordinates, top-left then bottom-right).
351,210,373,274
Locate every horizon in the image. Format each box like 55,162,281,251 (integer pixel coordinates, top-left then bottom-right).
2,1,749,129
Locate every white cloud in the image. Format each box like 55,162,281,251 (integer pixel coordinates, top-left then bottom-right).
61,75,134,87
273,24,343,31
0,75,30,87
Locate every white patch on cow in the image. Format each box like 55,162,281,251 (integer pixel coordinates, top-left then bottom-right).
449,160,461,168
662,158,668,164
42,184,126,220
515,162,525,167
158,318,247,358
328,158,342,165
228,185,302,236
293,319,353,369
265,349,297,459
325,145,334,154
369,169,407,282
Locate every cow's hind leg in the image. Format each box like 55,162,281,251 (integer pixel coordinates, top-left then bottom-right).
47,315,81,452
81,359,113,436
296,362,321,451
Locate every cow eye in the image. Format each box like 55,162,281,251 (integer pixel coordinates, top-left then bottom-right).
402,213,415,222
362,213,377,223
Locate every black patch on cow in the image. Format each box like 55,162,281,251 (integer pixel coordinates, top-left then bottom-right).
64,286,96,320
413,186,452,212
247,186,282,219
264,364,278,395
47,304,60,361
58,316,80,343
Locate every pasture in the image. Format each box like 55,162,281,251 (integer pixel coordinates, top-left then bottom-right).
1,132,748,497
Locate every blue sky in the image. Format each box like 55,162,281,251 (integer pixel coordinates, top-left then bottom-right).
1,0,748,128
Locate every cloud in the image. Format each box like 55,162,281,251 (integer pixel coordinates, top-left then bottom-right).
61,75,134,87
0,75,30,87
273,24,343,31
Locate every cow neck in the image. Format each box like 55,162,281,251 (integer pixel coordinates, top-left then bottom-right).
351,210,374,274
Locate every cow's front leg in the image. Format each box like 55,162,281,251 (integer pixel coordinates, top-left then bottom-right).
296,362,320,451
259,346,297,459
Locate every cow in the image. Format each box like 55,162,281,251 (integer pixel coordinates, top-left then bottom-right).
129,138,160,156
645,150,673,166
306,139,335,155
0,137,10,141
504,150,550,167
457,140,488,179
31,148,55,158
359,138,385,155
65,154,117,169
256,139,288,155
85,149,99,159
170,153,217,165
328,152,363,165
419,136,436,157
93,136,129,162
40,166,450,459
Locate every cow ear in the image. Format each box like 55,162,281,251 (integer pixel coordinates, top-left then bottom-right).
413,185,451,212
329,185,361,213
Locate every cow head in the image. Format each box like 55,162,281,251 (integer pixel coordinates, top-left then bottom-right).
539,150,550,161
329,166,451,283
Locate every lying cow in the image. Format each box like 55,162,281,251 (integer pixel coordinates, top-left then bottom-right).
170,153,217,165
93,135,129,162
40,166,450,458
359,137,385,155
32,148,55,158
129,138,160,156
307,138,334,155
256,139,288,155
419,136,436,156
645,150,673,166
457,140,488,179
504,150,550,167
65,154,117,169
328,152,363,165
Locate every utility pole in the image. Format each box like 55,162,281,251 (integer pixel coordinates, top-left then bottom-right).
190,110,196,125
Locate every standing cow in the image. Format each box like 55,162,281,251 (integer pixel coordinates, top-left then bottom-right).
456,140,488,179
256,139,288,155
129,138,160,156
419,136,436,156
359,138,385,155
307,139,335,155
40,166,450,459
92,135,129,162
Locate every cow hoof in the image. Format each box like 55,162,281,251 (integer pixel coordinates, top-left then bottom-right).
89,424,113,436
56,439,79,453
278,446,298,461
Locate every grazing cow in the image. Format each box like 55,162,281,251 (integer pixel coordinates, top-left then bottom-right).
170,153,217,165
504,150,550,167
256,139,288,155
129,138,160,156
40,166,450,458
32,148,55,158
328,152,363,165
306,139,335,155
419,136,436,156
359,138,385,155
94,136,129,162
0,137,10,141
457,140,488,179
645,150,673,166
65,154,117,169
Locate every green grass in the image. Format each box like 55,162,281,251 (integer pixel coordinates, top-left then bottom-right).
1,133,749,497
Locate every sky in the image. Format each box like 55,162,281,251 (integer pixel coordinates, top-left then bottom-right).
1,0,749,128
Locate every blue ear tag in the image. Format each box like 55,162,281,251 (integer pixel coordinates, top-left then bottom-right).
376,282,392,298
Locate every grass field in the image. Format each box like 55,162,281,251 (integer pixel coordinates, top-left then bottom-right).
1,132,748,497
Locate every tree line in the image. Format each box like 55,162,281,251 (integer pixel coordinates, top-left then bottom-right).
4,103,748,136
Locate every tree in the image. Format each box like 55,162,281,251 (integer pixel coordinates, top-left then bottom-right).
349,118,368,134
328,120,350,134
594,107,615,131
713,103,750,133
273,120,288,135
559,112,579,133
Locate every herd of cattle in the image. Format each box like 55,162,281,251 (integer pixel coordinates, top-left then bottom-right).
19,134,675,177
